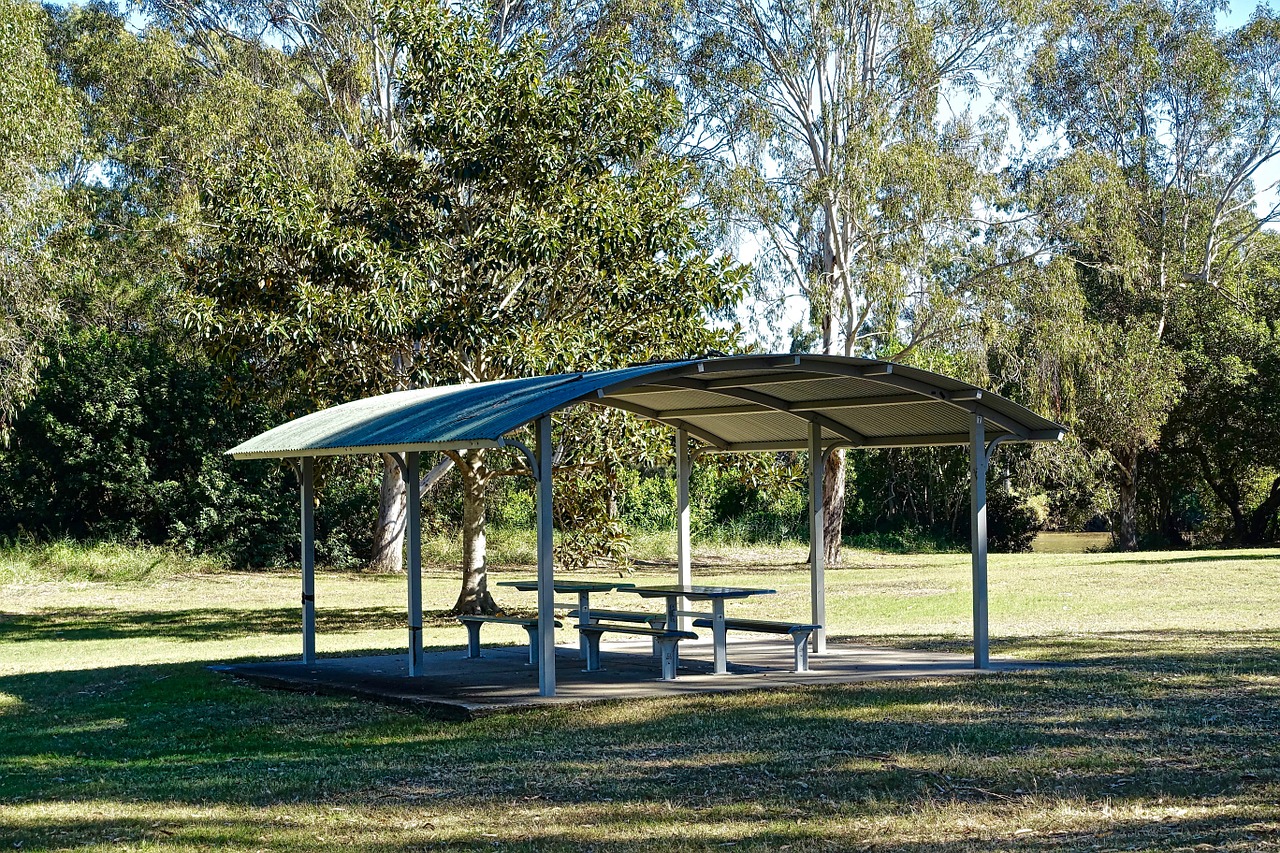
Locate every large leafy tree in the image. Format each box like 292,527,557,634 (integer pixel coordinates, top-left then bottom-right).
678,0,1034,562
188,0,744,609
0,0,76,436
1010,0,1280,549
1162,232,1280,544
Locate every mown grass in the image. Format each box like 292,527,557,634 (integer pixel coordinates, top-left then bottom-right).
1,544,1278,850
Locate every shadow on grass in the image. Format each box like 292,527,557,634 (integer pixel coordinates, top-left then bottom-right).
1095,551,1280,566
0,629,1277,850
0,606,461,643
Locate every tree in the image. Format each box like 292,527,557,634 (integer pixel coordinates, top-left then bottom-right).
1011,0,1280,549
0,0,76,437
187,0,744,609
678,0,1033,562
1162,232,1280,544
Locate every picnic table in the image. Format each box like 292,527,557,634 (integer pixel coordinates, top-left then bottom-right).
498,578,635,658
621,584,776,675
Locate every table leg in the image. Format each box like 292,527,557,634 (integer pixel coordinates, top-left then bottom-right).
578,591,591,660
665,595,679,672
712,598,727,675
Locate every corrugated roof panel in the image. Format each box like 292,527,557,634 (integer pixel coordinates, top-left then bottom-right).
229,362,700,458
834,402,973,438
228,354,1065,459
681,411,807,444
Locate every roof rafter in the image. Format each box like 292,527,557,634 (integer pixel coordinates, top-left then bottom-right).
653,378,868,446
590,395,731,449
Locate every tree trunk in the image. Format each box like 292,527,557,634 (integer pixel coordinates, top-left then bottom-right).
452,449,498,614
823,447,846,564
1115,448,1139,552
1245,476,1280,546
369,454,407,573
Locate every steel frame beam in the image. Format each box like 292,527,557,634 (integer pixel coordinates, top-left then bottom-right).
675,429,693,631
808,424,826,654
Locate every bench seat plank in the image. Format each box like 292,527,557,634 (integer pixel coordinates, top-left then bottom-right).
457,614,561,663
691,617,819,635
690,617,820,672
575,623,696,679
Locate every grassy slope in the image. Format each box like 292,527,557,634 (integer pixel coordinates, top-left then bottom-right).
1,543,1278,851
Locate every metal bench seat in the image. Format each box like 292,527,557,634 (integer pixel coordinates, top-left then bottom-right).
568,608,669,656
457,614,561,664
691,617,820,672
568,607,667,624
576,623,697,680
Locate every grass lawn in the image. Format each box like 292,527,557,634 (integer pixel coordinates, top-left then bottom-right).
1,541,1278,851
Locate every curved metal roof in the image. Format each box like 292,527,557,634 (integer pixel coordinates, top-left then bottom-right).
227,355,1065,459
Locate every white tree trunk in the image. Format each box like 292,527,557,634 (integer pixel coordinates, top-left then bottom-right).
452,449,498,614
369,454,407,573
823,448,846,564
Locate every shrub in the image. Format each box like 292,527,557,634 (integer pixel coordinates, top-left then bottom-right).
0,328,374,567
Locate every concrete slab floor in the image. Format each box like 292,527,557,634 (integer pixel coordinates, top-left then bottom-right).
212,638,1038,720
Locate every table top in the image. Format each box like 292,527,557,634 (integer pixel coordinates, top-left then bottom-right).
498,579,635,593
622,584,776,600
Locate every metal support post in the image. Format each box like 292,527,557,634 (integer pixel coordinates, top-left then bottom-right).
300,456,316,665
711,598,728,675
406,451,423,676
535,416,557,697
970,414,989,669
675,428,692,630
808,423,827,654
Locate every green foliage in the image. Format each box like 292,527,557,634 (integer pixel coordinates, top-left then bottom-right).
188,1,744,404
0,0,76,435
986,485,1044,554
0,328,374,567
999,0,1280,548
683,0,1027,357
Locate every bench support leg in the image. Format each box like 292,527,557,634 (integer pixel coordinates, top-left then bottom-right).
658,638,681,680
792,632,811,673
522,625,540,665
464,621,483,659
582,631,603,672
711,599,728,675
648,618,666,657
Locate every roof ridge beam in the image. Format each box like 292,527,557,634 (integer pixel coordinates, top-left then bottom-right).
716,431,1016,452
700,371,832,389
659,403,770,418
790,393,940,412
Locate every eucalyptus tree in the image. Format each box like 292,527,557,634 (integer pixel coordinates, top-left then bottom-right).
1013,0,1280,549
676,0,1032,561
0,0,76,437
188,0,743,608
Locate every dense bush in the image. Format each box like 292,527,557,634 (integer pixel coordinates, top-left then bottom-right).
0,332,1051,563
0,329,376,567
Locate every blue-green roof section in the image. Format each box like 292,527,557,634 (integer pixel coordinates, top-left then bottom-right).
227,355,1066,459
